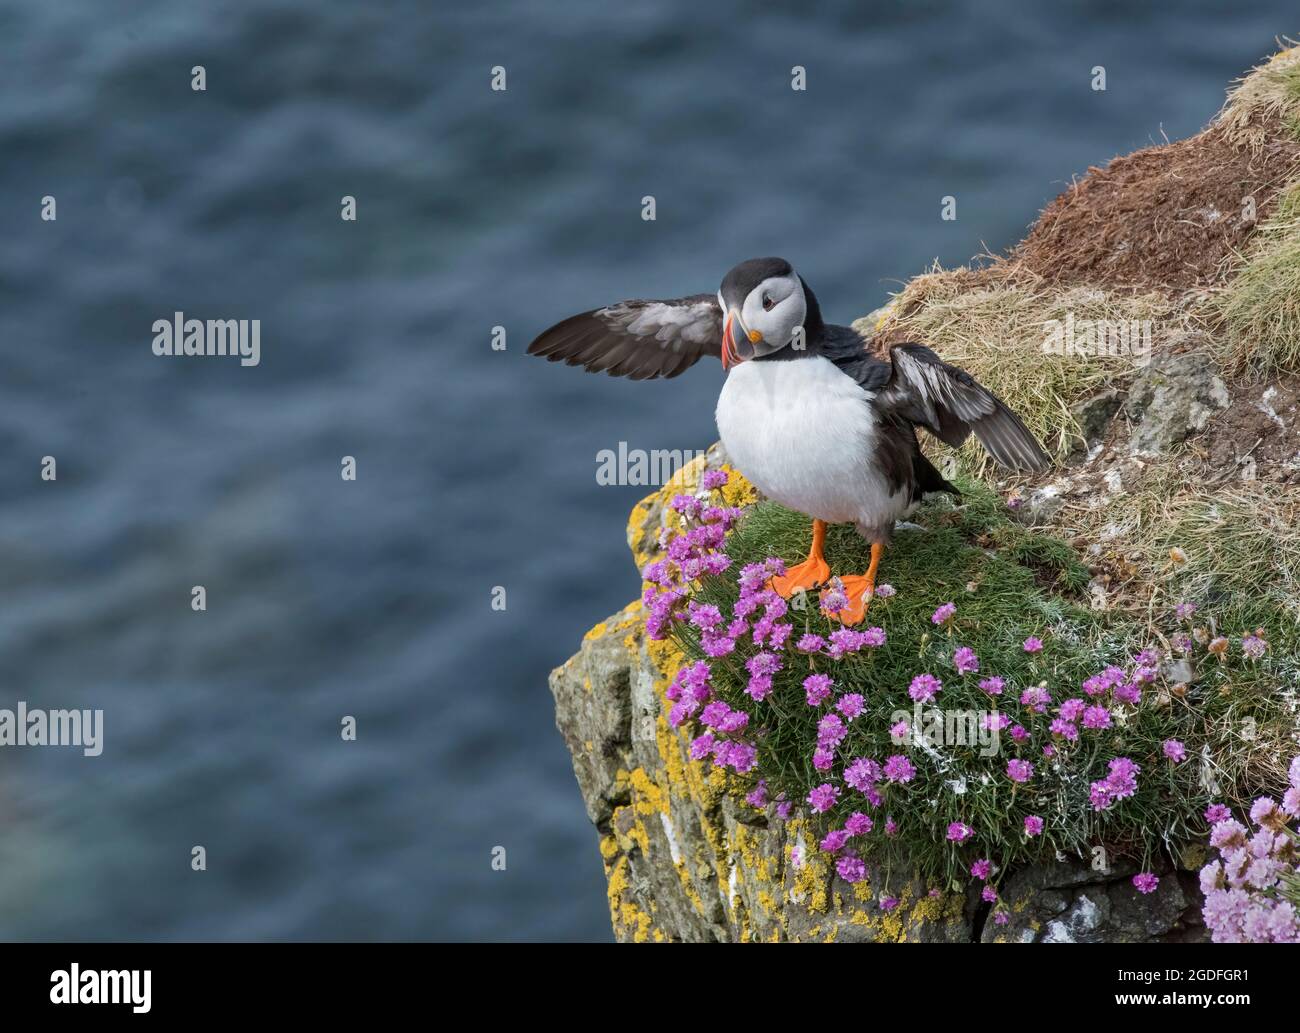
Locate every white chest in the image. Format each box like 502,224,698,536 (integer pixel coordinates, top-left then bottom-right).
715,356,901,525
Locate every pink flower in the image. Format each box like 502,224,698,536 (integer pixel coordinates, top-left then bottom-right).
953,646,979,675
1164,739,1187,763
1133,872,1159,894
836,693,865,720
803,673,833,707
947,822,973,843
908,673,942,703
1024,815,1044,837
807,783,839,813
1007,759,1034,783
978,676,1004,696
883,755,916,783
971,859,992,880
845,811,874,836
931,602,956,625
836,854,867,883
1023,637,1043,653
844,757,882,792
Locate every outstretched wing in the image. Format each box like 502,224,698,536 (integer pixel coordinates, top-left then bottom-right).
877,343,1051,472
527,294,723,380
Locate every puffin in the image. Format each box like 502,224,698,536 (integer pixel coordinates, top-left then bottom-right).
528,257,1050,624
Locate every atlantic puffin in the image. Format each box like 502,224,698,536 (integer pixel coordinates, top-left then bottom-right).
528,257,1050,624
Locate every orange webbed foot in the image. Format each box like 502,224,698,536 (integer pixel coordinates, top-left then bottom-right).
770,519,830,598
770,554,832,598
833,576,874,625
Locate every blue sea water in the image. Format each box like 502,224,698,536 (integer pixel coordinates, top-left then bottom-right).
0,0,1292,940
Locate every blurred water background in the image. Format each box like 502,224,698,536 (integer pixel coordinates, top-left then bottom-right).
0,0,1292,940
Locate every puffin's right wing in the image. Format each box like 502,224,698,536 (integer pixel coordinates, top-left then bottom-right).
527,294,722,380
878,343,1052,473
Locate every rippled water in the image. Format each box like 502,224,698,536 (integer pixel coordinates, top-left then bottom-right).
0,0,1290,940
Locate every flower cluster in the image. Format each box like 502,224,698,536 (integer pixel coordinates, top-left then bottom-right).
1198,756,1300,943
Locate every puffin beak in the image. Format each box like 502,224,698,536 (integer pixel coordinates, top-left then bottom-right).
722,309,755,371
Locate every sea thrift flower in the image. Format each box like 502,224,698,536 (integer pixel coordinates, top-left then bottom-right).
978,676,1004,696
1049,718,1078,742
1010,724,1029,743
700,469,729,490
745,781,768,809
931,602,956,625
804,673,833,707
890,719,909,742
836,855,867,883
1205,803,1231,824
883,755,916,783
1164,739,1187,763
1242,633,1268,660
820,578,848,616
885,818,898,836
836,693,865,720
812,748,834,771
953,646,979,674
880,896,899,911
796,633,826,653
845,811,873,836
971,859,992,880
981,885,998,903
1090,757,1140,811
1082,705,1112,731
908,673,942,703
1020,686,1051,713
1024,815,1044,837
817,713,847,749
808,783,839,813
1059,698,1086,722
844,758,882,792
1174,601,1196,620
1133,872,1159,894
1207,636,1229,660
993,910,1009,926
947,822,973,843
1007,759,1034,783
1023,637,1043,653
874,583,896,598
820,829,850,853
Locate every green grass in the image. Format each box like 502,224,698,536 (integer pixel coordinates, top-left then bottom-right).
671,480,1291,891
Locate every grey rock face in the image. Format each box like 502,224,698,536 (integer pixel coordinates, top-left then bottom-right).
1125,352,1230,454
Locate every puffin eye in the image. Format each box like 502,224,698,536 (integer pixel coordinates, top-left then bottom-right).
761,294,774,311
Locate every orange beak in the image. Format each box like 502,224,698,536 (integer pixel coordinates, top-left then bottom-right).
721,310,753,371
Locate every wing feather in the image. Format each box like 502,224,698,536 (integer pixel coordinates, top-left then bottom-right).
878,343,1051,473
527,294,723,380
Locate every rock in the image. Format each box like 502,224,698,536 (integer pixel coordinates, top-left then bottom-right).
1124,352,1230,454
1071,387,1124,444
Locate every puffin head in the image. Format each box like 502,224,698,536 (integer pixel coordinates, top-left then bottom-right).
717,257,810,370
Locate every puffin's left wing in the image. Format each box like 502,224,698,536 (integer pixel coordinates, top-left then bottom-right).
527,294,722,380
878,343,1051,473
